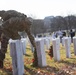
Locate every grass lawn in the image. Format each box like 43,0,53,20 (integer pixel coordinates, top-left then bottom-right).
0,43,76,75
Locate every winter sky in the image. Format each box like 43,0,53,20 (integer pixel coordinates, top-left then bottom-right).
0,0,76,19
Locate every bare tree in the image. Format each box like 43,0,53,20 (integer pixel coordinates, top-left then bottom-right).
31,19,46,36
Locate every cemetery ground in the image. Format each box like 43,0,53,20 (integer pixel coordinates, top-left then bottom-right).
0,43,76,75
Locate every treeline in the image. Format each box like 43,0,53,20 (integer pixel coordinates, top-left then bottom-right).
50,15,76,32
31,15,76,36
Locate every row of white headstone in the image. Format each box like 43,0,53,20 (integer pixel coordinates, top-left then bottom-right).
52,36,76,61
52,37,71,61
9,37,51,75
27,37,51,52
9,36,76,75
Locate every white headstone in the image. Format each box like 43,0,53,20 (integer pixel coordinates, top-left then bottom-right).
73,37,76,55
9,40,24,75
21,38,26,54
52,38,60,61
62,37,65,46
45,39,50,50
68,37,71,44
64,37,71,58
36,39,47,67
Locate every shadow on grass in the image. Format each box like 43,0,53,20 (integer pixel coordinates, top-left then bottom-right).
24,65,59,75
25,54,31,57
26,48,31,50
71,52,74,54
0,68,12,75
59,59,76,67
24,66,37,75
45,51,49,53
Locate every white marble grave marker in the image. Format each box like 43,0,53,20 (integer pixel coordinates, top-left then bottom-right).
64,37,71,58
9,40,25,75
45,39,50,50
52,38,60,61
36,39,47,67
73,37,76,55
68,37,71,44
62,37,65,46
21,38,26,54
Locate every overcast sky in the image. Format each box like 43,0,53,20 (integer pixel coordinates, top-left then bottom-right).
0,0,76,19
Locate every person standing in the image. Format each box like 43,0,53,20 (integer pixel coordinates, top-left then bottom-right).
70,29,75,43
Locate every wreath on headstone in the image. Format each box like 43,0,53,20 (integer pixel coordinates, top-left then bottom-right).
48,45,53,59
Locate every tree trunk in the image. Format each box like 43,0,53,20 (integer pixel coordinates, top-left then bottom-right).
0,34,9,68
